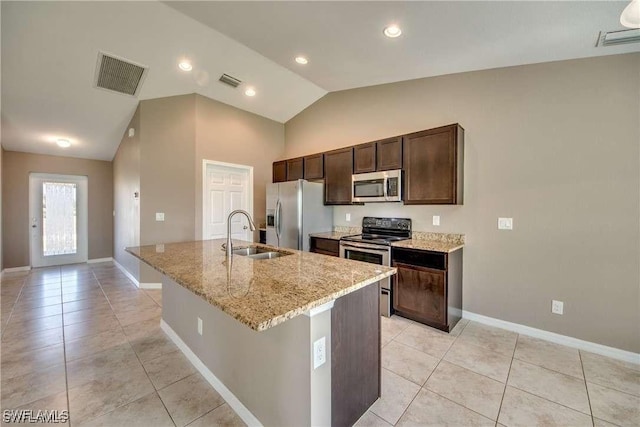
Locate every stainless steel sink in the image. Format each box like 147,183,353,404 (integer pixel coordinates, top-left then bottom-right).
232,246,291,260
246,251,287,260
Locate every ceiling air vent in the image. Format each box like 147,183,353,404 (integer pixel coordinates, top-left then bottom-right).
596,29,640,47
94,52,148,97
219,73,242,88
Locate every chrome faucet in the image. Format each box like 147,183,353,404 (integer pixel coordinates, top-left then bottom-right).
226,210,256,259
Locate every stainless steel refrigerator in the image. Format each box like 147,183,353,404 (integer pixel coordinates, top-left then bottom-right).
266,180,333,251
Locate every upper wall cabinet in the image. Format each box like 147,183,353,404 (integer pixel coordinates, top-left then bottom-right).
376,137,403,171
324,147,354,205
353,142,377,174
287,157,304,181
403,124,464,205
304,154,324,180
273,160,287,183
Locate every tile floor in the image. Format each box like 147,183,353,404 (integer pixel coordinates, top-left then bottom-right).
0,263,245,427
2,263,639,427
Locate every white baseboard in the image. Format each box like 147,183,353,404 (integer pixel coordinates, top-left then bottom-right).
160,319,262,427
87,257,113,264
2,266,31,274
462,310,640,365
112,259,140,288
140,282,162,290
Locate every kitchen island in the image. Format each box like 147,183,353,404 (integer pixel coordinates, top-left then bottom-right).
127,239,396,427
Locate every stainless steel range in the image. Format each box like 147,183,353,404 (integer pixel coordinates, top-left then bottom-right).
340,217,412,317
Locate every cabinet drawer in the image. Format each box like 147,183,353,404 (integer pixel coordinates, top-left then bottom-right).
310,237,340,257
392,247,446,270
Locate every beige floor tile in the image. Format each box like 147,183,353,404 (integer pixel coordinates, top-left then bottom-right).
382,340,439,385
588,382,640,427
115,304,162,326
79,392,174,427
370,368,421,425
1,391,69,427
13,295,61,309
581,351,640,396
444,340,512,382
158,373,225,427
62,288,104,303
143,350,196,390
498,386,592,427
448,318,469,337
397,388,494,426
129,328,178,362
122,316,163,340
1,343,65,381
63,315,122,341
1,326,64,354
19,287,61,300
8,303,62,322
65,328,129,361
594,417,622,427
66,343,142,389
3,313,63,338
425,360,505,420
353,411,393,427
63,306,117,326
145,290,163,306
381,315,412,346
456,321,518,357
394,324,455,359
62,296,110,314
187,403,247,427
508,359,590,414
514,335,583,378
0,363,67,409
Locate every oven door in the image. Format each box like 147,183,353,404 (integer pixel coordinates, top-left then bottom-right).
340,241,392,316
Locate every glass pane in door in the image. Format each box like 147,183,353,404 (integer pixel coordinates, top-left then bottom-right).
42,182,77,256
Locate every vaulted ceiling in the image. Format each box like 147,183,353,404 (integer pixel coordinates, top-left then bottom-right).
2,1,637,161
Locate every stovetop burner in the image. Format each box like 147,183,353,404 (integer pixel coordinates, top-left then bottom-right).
340,217,412,246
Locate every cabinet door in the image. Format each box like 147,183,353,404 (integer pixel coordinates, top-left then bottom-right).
304,154,324,180
324,147,354,205
353,142,376,174
310,237,340,257
272,160,287,183
376,137,402,171
403,124,463,204
393,262,446,328
286,157,304,181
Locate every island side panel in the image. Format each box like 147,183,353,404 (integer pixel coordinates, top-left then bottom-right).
331,282,381,427
162,276,329,426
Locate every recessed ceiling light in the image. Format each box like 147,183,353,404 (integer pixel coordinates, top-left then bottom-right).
383,25,402,38
178,61,193,71
295,56,308,65
56,139,71,148
621,0,640,28
245,87,256,97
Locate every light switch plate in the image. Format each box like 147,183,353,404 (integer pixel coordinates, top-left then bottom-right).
313,336,326,369
128,128,135,137
498,217,513,230
346,213,351,222
197,317,203,335
156,212,165,222
433,215,440,226
552,300,564,315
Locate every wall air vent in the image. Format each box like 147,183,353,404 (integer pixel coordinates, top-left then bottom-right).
596,29,640,47
94,52,148,97
219,73,242,88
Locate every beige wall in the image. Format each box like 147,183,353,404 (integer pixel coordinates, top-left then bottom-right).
194,94,285,239
113,106,141,279
285,54,640,352
2,151,113,268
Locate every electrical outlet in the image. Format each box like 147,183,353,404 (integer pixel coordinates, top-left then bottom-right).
197,317,203,335
313,336,326,369
552,300,564,315
128,128,135,138
433,215,440,226
155,244,165,253
156,212,165,222
345,213,351,222
498,217,513,230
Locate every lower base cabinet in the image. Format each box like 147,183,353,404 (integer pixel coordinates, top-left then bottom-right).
392,247,462,332
309,236,340,257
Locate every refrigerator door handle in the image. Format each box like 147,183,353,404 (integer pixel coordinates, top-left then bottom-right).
275,199,281,243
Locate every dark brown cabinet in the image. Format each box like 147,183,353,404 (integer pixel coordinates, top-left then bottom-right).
403,124,464,205
309,237,340,257
286,157,304,181
392,247,462,332
324,147,354,205
272,160,286,183
376,137,403,171
353,142,377,174
304,154,324,180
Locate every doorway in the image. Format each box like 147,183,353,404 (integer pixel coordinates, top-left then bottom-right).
29,173,88,267
202,160,254,241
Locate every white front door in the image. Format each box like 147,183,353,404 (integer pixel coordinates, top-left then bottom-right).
29,173,88,267
203,162,253,241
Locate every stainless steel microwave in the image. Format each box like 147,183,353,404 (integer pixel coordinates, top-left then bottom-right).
352,170,402,203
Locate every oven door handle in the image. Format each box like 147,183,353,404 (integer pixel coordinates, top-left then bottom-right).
340,242,390,255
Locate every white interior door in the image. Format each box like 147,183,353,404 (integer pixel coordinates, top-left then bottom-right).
29,173,88,267
203,162,253,241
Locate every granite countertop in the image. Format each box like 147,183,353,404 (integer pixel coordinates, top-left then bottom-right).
391,239,464,253
126,240,395,331
309,231,357,240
